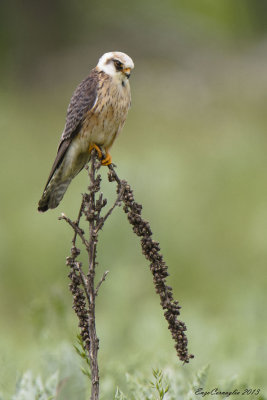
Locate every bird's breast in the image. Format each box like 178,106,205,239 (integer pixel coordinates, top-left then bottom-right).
81,78,131,149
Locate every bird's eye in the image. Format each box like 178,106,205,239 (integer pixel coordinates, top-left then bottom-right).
113,59,123,71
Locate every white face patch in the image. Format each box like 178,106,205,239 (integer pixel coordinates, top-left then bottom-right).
97,51,134,78
98,58,117,77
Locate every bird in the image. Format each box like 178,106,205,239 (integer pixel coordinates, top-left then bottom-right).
38,51,134,212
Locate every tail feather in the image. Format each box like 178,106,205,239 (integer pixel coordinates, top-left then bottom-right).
38,147,91,212
38,178,72,212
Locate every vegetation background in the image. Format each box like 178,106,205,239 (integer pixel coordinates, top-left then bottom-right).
0,0,266,398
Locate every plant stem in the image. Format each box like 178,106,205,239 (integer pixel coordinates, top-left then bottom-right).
86,153,100,400
60,150,193,399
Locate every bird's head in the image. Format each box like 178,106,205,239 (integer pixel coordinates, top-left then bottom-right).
97,51,134,84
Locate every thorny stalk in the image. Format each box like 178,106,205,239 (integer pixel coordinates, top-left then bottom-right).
107,164,194,364
59,150,193,399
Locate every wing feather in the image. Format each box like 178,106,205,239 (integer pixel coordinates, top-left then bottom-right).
43,68,99,189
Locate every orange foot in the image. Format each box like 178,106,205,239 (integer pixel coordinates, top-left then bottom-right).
101,152,112,166
89,144,112,166
89,143,103,159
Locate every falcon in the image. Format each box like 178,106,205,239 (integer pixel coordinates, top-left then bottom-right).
38,51,134,212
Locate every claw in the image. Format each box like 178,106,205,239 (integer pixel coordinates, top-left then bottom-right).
101,153,112,166
89,143,103,160
89,144,112,166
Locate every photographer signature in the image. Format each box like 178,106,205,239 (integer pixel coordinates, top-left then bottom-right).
195,388,261,397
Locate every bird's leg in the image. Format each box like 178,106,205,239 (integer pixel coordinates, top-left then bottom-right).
89,144,103,160
101,152,112,166
89,144,112,166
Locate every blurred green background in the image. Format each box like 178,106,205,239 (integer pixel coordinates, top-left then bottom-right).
0,0,267,398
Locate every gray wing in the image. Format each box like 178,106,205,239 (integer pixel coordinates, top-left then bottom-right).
44,68,99,189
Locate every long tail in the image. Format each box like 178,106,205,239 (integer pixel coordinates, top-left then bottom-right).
38,177,72,212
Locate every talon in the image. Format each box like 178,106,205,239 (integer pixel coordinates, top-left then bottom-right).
101,153,112,166
89,143,112,166
89,143,103,160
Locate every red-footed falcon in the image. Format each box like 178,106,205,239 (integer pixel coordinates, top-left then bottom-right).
38,51,134,212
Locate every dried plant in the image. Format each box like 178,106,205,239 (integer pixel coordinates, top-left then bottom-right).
59,149,193,400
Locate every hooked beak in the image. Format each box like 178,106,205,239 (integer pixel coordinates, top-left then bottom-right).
123,67,131,79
